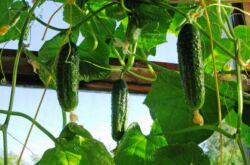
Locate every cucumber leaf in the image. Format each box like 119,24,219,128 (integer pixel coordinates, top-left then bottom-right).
78,38,111,82
0,1,30,43
114,121,167,165
234,26,250,62
63,4,85,26
144,68,234,144
153,143,210,165
36,123,114,165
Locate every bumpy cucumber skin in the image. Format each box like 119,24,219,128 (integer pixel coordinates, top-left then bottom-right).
177,23,205,111
111,79,128,142
56,42,79,112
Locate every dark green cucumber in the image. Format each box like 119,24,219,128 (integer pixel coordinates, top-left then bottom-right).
111,79,128,142
56,41,79,112
177,23,205,112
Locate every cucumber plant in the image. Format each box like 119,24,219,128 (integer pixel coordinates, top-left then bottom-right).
0,0,250,164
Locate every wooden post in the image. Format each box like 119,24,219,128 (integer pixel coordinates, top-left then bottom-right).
243,3,250,26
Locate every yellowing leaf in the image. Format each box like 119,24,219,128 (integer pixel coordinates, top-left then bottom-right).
28,59,40,74
0,25,9,36
66,0,75,5
244,59,250,69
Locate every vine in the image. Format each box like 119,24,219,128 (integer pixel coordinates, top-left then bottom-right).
200,0,224,163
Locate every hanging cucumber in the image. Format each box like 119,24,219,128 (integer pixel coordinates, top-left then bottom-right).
111,79,128,142
177,23,205,125
56,41,79,112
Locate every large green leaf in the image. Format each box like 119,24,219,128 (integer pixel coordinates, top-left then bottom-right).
144,68,234,144
36,123,114,165
169,4,194,34
153,143,210,165
78,38,111,82
0,0,13,27
0,1,30,43
197,6,224,41
234,26,250,62
35,147,82,165
38,33,66,87
205,26,250,75
198,6,233,61
136,4,172,55
138,21,169,56
204,39,234,74
105,4,126,20
63,4,85,26
114,122,167,165
80,17,116,42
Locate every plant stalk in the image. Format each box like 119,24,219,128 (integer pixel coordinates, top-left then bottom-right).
237,136,249,165
3,1,42,164
0,110,56,142
201,1,224,164
167,124,234,139
17,78,50,164
62,111,67,128
2,128,8,165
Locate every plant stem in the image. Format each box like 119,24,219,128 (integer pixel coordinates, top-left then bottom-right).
4,47,22,126
201,1,223,163
235,42,243,132
216,2,234,40
167,124,234,139
138,47,157,79
41,4,64,40
2,128,8,165
194,22,235,59
71,2,117,32
0,110,57,143
7,132,35,155
223,3,247,162
35,16,67,31
121,0,132,13
222,7,235,38
126,46,136,70
112,47,155,81
112,47,126,66
2,1,41,163
237,136,249,165
80,60,121,71
0,42,9,83
5,0,41,126
127,70,156,82
234,40,247,164
17,78,50,164
62,111,67,128
206,4,250,18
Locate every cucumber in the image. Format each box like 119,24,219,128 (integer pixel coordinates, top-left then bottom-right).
111,79,128,142
56,41,79,112
177,23,205,125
